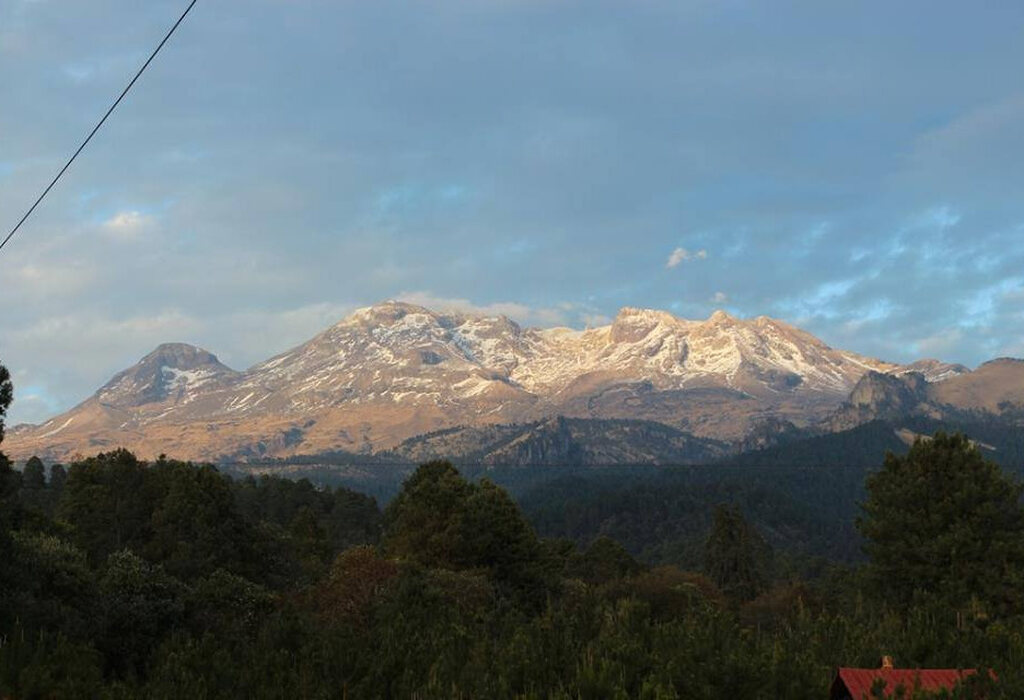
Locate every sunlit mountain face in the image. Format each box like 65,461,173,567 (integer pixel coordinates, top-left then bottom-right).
10,301,1016,464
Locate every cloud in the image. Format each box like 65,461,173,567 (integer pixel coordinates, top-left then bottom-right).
9,262,97,299
101,211,156,241
10,310,205,369
580,312,612,328
392,293,620,329
61,63,96,83
913,328,965,359
396,291,532,319
711,291,728,303
6,390,59,426
666,247,708,269
207,303,358,368
906,96,1024,182
394,291,585,327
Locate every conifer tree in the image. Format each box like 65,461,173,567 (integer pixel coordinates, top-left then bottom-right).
703,504,772,602
0,360,11,446
858,432,1024,615
0,361,17,530
23,456,46,490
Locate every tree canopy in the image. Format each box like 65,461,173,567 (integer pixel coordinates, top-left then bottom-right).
859,432,1024,615
704,504,772,603
0,360,11,445
382,460,548,600
5,414,1024,696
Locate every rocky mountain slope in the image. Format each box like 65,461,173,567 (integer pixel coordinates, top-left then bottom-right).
5,301,1018,463
389,416,727,466
826,358,1024,432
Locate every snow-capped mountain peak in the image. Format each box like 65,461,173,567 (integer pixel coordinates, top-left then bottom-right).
6,301,965,462
96,343,239,408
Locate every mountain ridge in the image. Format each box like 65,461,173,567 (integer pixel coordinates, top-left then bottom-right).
5,300,1019,462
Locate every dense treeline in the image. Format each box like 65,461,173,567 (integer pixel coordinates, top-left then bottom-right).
224,416,1024,513
0,439,1023,697
519,465,867,575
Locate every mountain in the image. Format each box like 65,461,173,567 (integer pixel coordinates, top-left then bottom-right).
825,358,1024,432
826,371,933,431
5,301,1019,463
929,358,1024,414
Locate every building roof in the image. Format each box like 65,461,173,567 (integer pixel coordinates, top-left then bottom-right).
832,667,978,699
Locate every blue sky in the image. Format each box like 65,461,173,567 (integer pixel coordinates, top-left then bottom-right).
2,0,1024,424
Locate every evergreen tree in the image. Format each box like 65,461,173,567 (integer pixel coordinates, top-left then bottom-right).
58,449,151,564
858,432,1024,615
48,463,67,493
383,461,546,598
288,504,332,581
145,460,258,581
23,456,45,490
97,550,186,676
0,360,11,445
0,455,20,533
0,360,15,528
382,460,475,569
703,504,772,602
568,536,644,584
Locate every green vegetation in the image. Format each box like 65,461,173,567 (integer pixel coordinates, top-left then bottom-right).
518,463,867,575
860,432,1024,616
704,504,772,603
4,367,1024,696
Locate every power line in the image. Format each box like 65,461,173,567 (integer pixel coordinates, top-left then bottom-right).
0,0,199,255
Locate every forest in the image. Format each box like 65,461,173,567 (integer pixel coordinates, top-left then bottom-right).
2,358,1024,699
1,428,1024,698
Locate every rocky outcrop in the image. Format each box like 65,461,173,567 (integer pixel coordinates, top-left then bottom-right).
390,416,726,466
826,371,930,431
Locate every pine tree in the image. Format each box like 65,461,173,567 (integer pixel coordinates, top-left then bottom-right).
858,432,1024,615
48,463,67,493
0,361,11,445
383,461,546,599
703,504,772,602
23,456,46,490
0,361,17,530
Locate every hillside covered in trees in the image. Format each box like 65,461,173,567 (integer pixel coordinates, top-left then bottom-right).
1,432,1024,697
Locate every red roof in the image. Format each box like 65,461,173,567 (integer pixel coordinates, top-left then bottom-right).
833,667,978,699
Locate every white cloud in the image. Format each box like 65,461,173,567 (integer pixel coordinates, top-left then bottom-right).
914,328,965,359
208,303,357,368
711,291,728,303
10,261,96,298
666,247,707,269
61,63,95,83
394,291,609,328
101,211,156,241
396,291,534,319
908,97,1024,174
5,391,57,426
10,310,204,370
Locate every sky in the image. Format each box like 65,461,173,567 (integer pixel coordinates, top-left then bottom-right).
2,0,1024,425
